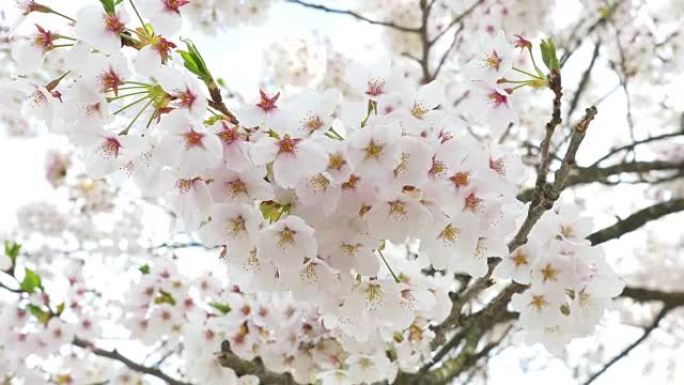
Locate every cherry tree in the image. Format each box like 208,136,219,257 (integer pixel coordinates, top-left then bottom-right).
1,1,684,385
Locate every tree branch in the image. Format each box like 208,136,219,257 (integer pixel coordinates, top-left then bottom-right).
591,130,684,167
587,198,684,245
218,341,297,385
581,306,671,385
529,69,563,210
621,286,684,307
567,39,601,120
72,337,192,385
428,0,485,45
512,106,597,249
517,160,684,202
285,0,420,32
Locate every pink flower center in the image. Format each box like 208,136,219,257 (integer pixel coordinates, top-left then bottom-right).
278,135,301,154
154,37,177,62
257,90,280,112
100,137,122,158
217,123,239,143
163,0,190,13
32,24,55,51
366,78,386,97
485,50,502,71
183,129,204,148
487,90,509,107
489,158,505,175
100,68,123,95
177,87,197,109
104,14,125,34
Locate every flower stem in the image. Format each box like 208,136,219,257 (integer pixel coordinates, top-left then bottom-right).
125,81,152,87
108,91,149,101
47,8,75,23
512,66,542,79
377,248,400,283
120,99,153,135
128,0,147,29
328,126,345,140
113,96,149,115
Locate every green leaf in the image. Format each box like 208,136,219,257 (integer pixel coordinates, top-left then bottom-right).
154,290,176,306
203,114,224,126
99,0,117,14
539,39,560,72
209,302,232,315
138,264,150,275
56,302,66,315
178,40,213,84
27,304,51,324
20,268,42,294
4,241,21,267
259,201,290,223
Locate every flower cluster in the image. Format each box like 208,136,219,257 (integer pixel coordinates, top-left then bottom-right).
502,204,624,352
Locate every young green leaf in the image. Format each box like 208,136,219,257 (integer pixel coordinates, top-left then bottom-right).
4,241,21,267
539,39,560,72
20,268,42,294
99,0,117,14
154,290,177,306
27,304,51,324
138,264,151,275
209,302,232,315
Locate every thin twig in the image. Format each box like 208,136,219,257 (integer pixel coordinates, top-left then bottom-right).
582,307,671,385
285,0,420,32
73,337,192,385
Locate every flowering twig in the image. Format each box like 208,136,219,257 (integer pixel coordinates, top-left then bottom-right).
512,106,597,249
529,69,562,210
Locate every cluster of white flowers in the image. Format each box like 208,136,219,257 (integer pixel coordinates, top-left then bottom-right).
0,0,629,384
503,205,624,352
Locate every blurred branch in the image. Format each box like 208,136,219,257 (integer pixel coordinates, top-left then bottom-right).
428,0,485,45
591,131,684,167
566,39,601,121
73,337,192,385
581,306,671,385
621,287,684,308
587,198,684,245
432,23,464,80
285,0,420,32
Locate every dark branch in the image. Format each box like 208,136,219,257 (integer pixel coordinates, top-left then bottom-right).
529,69,563,210
285,0,420,32
218,341,297,385
517,160,684,202
621,286,684,307
587,198,684,245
